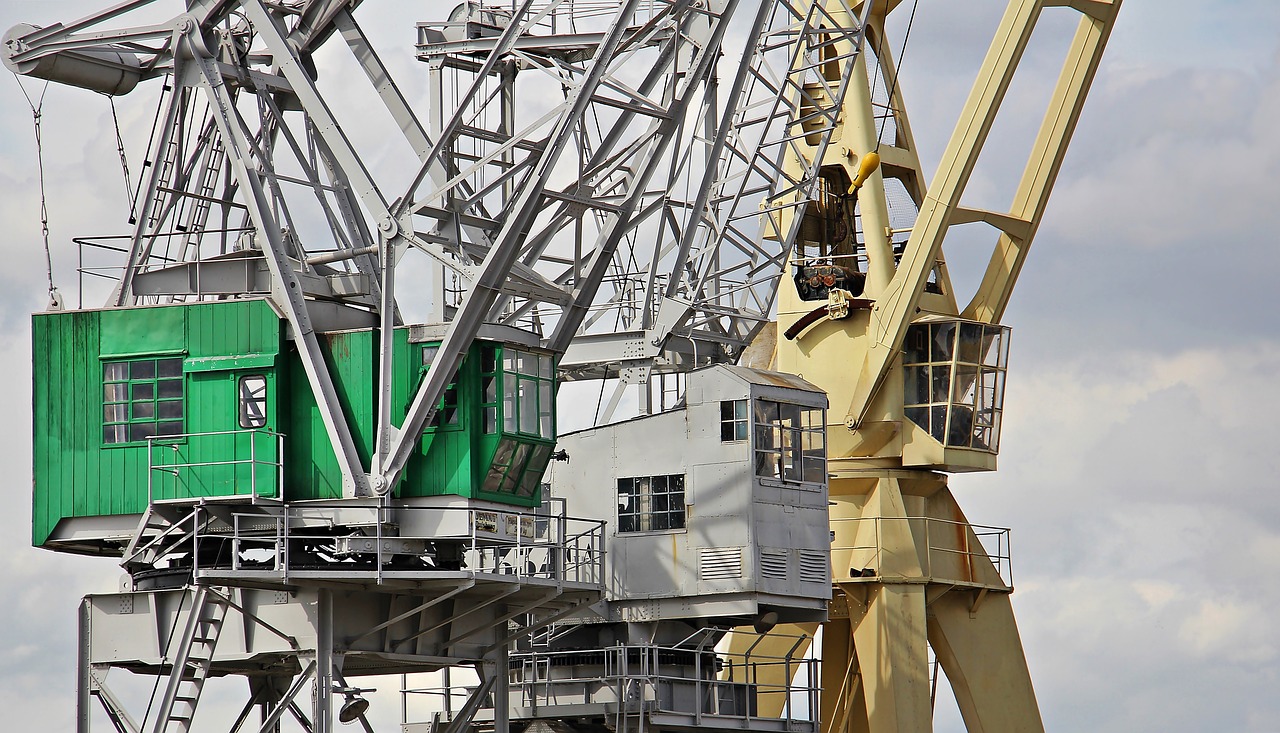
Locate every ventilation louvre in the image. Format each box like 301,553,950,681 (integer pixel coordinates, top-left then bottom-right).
799,550,829,584
760,549,788,579
699,547,743,580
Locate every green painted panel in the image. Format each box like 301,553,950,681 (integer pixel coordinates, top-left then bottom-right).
99,306,186,357
32,300,284,546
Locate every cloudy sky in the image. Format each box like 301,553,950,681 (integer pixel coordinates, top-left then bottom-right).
1,0,1278,730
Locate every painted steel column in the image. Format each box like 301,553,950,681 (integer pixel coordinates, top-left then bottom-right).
928,591,1044,733
315,588,334,733
493,645,510,733
77,599,90,733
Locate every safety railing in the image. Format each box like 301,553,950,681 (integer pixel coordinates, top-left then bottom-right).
148,429,284,503
187,502,606,588
830,516,1012,589
402,627,818,729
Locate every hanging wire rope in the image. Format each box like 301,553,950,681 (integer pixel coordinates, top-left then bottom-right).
875,0,920,153
14,74,62,309
106,94,135,219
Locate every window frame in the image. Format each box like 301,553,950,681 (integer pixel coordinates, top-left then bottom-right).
238,374,269,429
616,474,687,534
102,356,185,446
752,398,826,487
720,399,749,442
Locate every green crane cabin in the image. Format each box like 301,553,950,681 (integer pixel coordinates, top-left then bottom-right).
32,298,556,553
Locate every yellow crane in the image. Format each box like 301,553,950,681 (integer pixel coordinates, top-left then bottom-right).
737,1,1123,730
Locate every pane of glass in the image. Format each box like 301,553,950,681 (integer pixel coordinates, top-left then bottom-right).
421,345,439,367
755,399,779,424
104,383,128,402
930,323,954,362
651,512,669,531
983,326,1003,367
483,407,497,434
990,413,1002,452
103,363,127,381
732,399,746,420
442,387,459,426
905,365,929,405
131,382,154,400
903,406,928,431
518,352,538,376
503,350,518,372
903,325,928,365
721,422,735,441
519,381,537,434
103,425,126,443
483,464,506,493
931,365,951,403
669,510,686,530
483,376,496,403
947,405,973,447
994,370,1006,409
158,379,182,398
539,382,553,437
503,374,517,433
973,426,992,451
619,515,636,533
481,345,497,373
999,330,1010,367
956,322,983,363
129,422,157,441
652,493,669,512
782,449,799,482
721,401,734,421
130,360,156,379
158,420,183,436
157,358,183,378
539,354,553,379
754,425,773,449
755,451,779,478
511,442,532,476
781,403,802,429
671,475,684,491
132,401,155,419
492,438,516,470
734,422,748,441
930,405,948,442
158,400,183,420
103,404,126,422
953,366,978,406
518,467,540,497
803,456,826,484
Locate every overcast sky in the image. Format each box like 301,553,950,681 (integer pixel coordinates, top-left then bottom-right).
1,0,1278,731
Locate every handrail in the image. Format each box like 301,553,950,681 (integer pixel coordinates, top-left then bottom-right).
188,502,607,587
147,428,284,503
830,515,1013,588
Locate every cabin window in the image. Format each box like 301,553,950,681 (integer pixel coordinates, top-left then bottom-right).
902,321,1009,452
239,375,268,428
480,344,499,434
482,438,552,498
720,399,748,441
617,474,686,533
102,357,184,444
502,348,554,439
753,400,826,484
421,346,461,430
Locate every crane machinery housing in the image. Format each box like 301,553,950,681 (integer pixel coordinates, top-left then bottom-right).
4,0,1121,731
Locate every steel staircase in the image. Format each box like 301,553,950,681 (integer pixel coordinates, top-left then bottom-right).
149,586,230,733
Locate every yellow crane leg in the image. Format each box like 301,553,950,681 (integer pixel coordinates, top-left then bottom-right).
928,591,1044,732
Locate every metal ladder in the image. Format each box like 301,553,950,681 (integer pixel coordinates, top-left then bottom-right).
150,586,230,733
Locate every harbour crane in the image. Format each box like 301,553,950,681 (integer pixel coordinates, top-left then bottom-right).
5,0,1120,731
